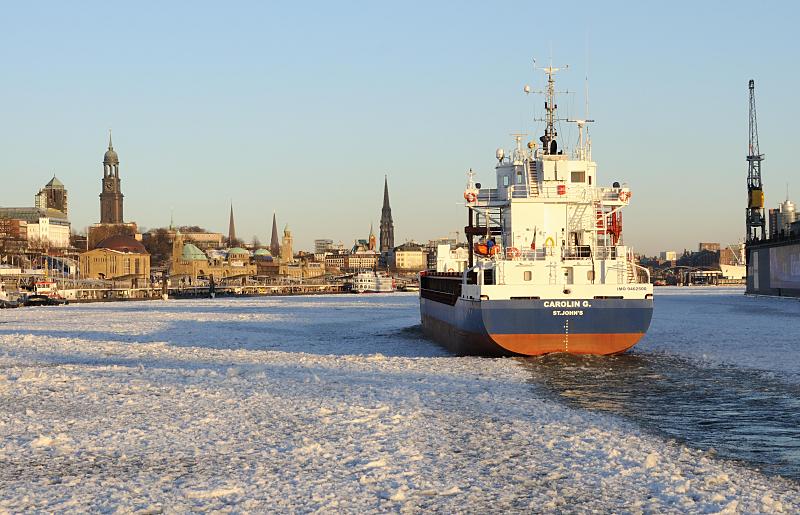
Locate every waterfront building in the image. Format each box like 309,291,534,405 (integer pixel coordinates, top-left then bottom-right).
0,207,70,248
0,218,27,241
322,250,378,273
34,176,68,215
169,230,256,281
323,250,347,271
391,242,427,272
79,234,150,286
281,260,326,280
346,251,379,271
88,133,140,248
379,176,394,255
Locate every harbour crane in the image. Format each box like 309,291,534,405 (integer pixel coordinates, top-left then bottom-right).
746,79,766,242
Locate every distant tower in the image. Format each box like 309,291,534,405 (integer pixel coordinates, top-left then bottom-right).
100,131,124,223
368,222,376,251
280,224,293,262
228,204,237,244
35,175,68,215
270,212,280,256
172,228,185,265
379,175,394,253
746,79,766,242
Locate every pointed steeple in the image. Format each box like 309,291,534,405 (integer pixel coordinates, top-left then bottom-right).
379,175,394,254
108,129,113,150
382,175,391,213
270,212,280,256
228,204,237,244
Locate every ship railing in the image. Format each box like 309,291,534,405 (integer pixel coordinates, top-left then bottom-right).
506,183,627,204
630,262,651,284
476,189,501,203
503,246,623,262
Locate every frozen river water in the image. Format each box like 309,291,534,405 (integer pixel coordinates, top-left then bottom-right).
0,288,798,512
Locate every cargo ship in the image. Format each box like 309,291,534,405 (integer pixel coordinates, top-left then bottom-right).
420,64,653,356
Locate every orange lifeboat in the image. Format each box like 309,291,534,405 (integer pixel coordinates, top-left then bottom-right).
474,243,500,256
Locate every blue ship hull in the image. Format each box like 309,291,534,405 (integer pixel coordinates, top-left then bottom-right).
420,296,654,356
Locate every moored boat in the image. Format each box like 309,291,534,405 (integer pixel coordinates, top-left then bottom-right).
352,271,394,293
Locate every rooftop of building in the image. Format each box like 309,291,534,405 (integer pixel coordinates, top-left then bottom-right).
394,241,425,252
181,243,208,261
0,207,69,223
45,176,65,188
96,234,148,254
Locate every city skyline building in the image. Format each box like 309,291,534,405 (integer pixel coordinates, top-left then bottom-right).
88,133,139,249
379,176,394,254
34,176,68,216
270,213,280,257
228,204,237,244
280,224,293,262
100,132,124,224
314,238,334,254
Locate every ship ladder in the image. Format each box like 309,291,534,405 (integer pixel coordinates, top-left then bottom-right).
626,261,636,284
527,160,539,196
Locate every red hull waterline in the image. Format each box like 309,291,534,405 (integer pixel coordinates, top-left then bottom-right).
421,313,646,357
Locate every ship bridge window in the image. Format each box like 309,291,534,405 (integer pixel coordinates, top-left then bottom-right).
571,171,586,183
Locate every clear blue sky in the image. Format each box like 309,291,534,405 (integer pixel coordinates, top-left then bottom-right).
1,1,797,255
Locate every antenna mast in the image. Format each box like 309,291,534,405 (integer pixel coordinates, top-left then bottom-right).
530,61,569,155
746,79,766,242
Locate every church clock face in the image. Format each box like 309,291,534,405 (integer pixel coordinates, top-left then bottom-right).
104,181,112,191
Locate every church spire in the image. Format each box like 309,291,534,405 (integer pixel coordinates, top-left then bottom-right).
228,203,237,245
382,175,391,212
270,212,280,256
108,129,113,150
379,175,394,254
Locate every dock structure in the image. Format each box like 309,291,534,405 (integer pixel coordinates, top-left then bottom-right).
60,283,347,303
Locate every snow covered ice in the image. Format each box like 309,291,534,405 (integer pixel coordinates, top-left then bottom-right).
1,291,799,512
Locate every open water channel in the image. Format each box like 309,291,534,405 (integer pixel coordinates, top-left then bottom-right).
520,287,800,480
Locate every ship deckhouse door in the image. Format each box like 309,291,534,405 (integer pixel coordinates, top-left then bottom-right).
564,266,574,285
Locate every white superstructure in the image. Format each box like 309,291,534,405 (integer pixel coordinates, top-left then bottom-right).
452,65,652,302
352,271,393,294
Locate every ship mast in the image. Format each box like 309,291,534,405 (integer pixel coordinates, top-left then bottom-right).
746,79,766,242
533,63,569,155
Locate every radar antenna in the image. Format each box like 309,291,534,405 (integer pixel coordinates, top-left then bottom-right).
746,79,765,242
526,60,570,155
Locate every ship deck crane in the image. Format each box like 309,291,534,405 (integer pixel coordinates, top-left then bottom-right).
746,79,766,242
